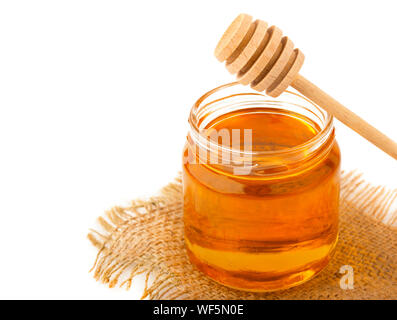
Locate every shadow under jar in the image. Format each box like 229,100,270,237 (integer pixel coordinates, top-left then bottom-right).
182,82,341,292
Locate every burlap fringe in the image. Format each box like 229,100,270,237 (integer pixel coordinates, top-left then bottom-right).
88,177,183,294
340,171,397,226
88,172,396,299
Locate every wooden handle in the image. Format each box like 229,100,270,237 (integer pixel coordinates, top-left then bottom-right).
292,75,397,160
215,13,397,160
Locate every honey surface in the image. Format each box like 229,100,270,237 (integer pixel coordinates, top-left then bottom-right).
183,108,340,291
204,108,319,151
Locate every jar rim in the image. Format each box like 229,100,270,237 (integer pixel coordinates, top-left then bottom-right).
189,82,334,158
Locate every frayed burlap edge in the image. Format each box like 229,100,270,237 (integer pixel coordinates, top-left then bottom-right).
88,171,397,300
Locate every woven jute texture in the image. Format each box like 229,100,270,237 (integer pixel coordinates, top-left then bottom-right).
88,171,397,300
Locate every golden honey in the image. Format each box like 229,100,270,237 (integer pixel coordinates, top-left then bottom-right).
182,83,340,291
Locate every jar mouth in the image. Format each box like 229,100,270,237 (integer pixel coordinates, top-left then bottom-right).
189,82,334,158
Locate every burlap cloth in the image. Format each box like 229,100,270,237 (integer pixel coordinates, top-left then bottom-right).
88,171,397,299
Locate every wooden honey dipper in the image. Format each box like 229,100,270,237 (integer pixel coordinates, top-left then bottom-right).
215,14,397,160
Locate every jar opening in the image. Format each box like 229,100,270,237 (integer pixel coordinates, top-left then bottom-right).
187,82,335,176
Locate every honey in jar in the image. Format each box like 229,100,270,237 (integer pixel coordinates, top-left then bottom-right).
182,82,341,292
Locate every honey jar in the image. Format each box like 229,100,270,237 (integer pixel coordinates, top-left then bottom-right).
182,82,341,292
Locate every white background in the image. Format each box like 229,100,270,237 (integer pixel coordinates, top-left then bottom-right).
0,1,396,299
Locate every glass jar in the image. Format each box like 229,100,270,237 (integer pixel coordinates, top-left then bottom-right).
182,82,341,292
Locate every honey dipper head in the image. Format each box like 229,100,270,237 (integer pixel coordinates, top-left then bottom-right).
214,14,305,97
